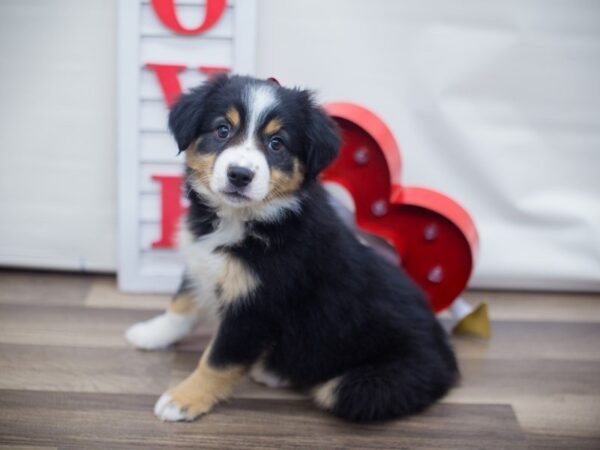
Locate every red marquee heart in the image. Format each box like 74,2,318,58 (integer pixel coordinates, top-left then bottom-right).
322,103,479,313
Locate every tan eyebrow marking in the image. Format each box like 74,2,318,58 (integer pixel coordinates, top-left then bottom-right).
264,118,283,135
226,107,240,127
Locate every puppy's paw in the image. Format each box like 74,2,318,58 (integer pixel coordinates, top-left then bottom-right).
153,392,211,422
125,320,172,350
154,393,193,422
125,312,196,350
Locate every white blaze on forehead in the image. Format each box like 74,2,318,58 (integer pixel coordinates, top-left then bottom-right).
245,84,278,137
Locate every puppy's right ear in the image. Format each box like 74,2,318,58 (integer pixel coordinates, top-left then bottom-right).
168,74,228,153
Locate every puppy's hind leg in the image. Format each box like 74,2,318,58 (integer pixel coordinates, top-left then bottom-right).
312,355,457,422
126,287,199,351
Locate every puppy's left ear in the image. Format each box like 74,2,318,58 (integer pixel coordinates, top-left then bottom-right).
304,101,341,180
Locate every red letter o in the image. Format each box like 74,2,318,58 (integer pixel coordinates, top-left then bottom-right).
151,0,227,36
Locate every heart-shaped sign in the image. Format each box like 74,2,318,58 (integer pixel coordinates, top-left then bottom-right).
322,103,479,313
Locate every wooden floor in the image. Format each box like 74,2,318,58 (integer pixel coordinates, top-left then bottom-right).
0,270,599,449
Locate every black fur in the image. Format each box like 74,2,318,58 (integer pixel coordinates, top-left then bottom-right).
302,94,340,180
172,76,458,422
169,74,230,152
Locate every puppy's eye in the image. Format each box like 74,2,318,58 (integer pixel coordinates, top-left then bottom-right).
215,125,230,140
269,136,284,152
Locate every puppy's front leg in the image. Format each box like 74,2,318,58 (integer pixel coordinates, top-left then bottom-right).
154,305,272,422
125,291,198,350
154,340,245,421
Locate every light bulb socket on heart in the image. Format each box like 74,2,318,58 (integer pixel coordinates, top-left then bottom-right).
353,148,370,165
371,200,388,217
424,223,439,241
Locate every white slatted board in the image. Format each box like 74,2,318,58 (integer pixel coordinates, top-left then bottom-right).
117,0,256,292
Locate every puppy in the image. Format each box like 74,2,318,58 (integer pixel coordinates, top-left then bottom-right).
126,75,458,422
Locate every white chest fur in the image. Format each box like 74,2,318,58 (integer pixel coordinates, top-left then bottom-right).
180,214,253,309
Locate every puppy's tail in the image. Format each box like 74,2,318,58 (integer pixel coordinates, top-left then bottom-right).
314,354,458,422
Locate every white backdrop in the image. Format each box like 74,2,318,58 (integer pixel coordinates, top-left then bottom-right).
0,0,117,271
1,0,599,291
255,0,600,291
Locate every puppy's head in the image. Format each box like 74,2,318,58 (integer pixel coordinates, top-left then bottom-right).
169,75,339,211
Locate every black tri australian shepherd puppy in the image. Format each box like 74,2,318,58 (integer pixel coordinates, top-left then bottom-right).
126,75,458,423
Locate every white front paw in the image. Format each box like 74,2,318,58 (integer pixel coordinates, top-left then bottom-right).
125,312,196,350
154,393,194,422
125,321,169,350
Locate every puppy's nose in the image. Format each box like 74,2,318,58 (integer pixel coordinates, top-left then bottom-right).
227,165,254,188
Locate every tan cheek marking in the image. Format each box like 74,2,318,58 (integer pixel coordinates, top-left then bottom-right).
266,158,305,201
186,144,215,187
264,118,282,135
216,255,260,304
226,107,240,128
168,341,245,418
168,292,197,315
312,376,342,410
